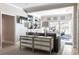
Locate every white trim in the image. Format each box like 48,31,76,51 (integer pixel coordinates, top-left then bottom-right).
14,16,17,45
77,4,78,49
0,11,2,48
3,40,14,44
1,11,16,17
77,4,79,54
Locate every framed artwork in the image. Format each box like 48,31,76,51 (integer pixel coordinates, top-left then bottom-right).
17,15,41,29
32,17,41,29
17,16,27,24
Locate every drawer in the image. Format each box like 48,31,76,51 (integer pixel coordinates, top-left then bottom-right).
21,40,32,43
34,38,50,42
34,41,50,46
34,45,50,51
21,37,33,40
21,43,32,48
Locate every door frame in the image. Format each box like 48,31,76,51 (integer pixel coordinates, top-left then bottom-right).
0,11,16,48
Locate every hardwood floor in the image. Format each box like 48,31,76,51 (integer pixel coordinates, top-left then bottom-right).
0,44,78,55
62,45,78,55
2,42,13,48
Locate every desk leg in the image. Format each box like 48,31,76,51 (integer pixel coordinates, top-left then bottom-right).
50,39,51,54
20,37,21,49
32,37,34,52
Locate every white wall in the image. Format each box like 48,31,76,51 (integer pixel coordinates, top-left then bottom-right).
16,23,27,42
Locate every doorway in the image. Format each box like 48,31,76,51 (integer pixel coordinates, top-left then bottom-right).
2,14,15,48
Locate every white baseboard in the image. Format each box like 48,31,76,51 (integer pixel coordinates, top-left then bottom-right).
3,40,14,44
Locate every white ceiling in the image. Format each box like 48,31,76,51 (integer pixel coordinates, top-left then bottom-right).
11,3,51,9
10,3,74,13
29,6,73,17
